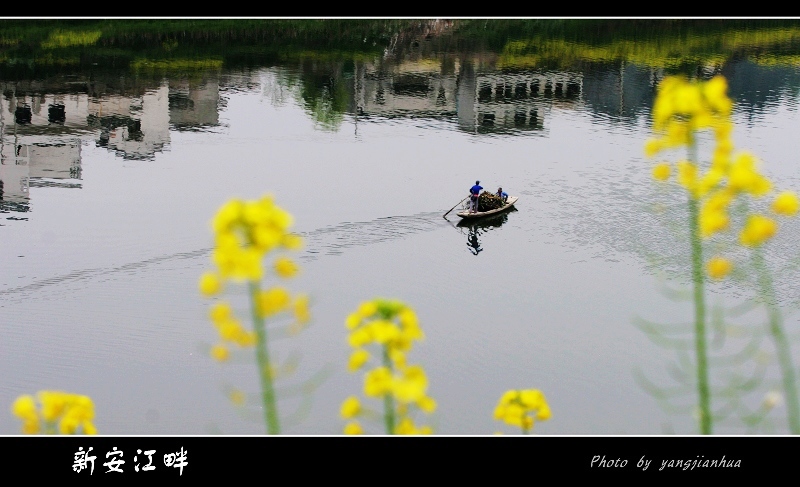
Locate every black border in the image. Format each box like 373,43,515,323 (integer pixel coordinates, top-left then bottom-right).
4,14,800,480
4,435,794,479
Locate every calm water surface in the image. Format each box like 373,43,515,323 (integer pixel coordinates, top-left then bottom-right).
2,20,800,434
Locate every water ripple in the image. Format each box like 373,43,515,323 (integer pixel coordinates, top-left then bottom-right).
0,211,448,299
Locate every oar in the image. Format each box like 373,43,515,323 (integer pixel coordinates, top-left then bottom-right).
443,197,468,218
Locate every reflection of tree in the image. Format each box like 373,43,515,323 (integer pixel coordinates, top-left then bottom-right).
296,60,350,131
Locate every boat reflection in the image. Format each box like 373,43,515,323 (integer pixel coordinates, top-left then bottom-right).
453,207,517,255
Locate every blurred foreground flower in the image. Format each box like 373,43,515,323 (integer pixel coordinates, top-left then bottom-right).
706,256,732,280
341,298,435,435
11,391,97,435
645,75,800,434
200,195,310,435
644,75,735,434
493,389,551,435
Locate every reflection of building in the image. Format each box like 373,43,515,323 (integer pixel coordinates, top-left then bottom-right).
0,77,220,213
87,87,171,160
0,138,82,210
580,62,657,121
456,65,582,134
349,59,583,135
168,79,220,129
0,92,85,211
354,60,458,118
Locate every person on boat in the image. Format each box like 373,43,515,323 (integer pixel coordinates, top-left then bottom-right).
469,180,483,213
496,187,508,203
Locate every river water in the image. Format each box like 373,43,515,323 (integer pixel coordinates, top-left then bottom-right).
2,19,800,435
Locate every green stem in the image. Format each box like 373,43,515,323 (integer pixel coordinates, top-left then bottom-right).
754,248,800,434
382,346,396,434
688,146,712,434
249,281,280,435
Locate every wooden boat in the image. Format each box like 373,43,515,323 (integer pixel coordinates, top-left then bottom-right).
456,196,518,219
456,206,517,228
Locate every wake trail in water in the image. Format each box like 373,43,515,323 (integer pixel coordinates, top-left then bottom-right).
0,211,448,298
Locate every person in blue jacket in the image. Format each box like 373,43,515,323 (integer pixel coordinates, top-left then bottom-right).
469,180,483,213
496,186,508,203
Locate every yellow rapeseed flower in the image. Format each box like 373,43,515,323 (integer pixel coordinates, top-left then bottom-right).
740,214,778,247
712,137,734,166
233,329,257,347
203,195,309,436
677,160,698,193
727,152,772,196
293,294,311,325
700,209,729,238
704,76,733,114
340,396,361,419
39,391,67,422
348,349,370,372
493,388,551,432
705,189,734,212
346,299,425,352
394,417,432,435
348,326,373,348
499,389,519,405
212,198,244,234
648,75,733,161
252,226,281,252
210,344,230,362
706,257,733,280
11,395,38,421
12,391,97,435
392,365,428,403
773,191,799,216
644,138,663,158
199,272,222,296
356,300,378,318
697,168,725,197
714,119,733,138
345,297,434,434
417,396,437,413
388,348,407,369
652,163,671,181
21,419,41,435
343,421,364,435
209,302,233,325
281,233,304,250
519,389,545,409
205,195,304,287
258,286,291,317
217,319,243,341
81,421,98,435
59,415,80,435
364,367,393,397
274,257,299,279
345,313,362,330
665,120,690,147
501,403,526,427
673,83,702,114
536,401,552,421
398,308,419,329
370,320,401,344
